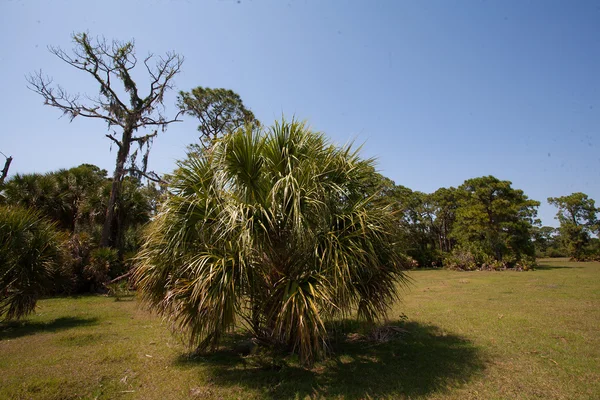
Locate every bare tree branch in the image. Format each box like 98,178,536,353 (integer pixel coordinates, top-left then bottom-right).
105,133,122,148
48,37,129,112
124,168,169,185
134,109,185,129
28,32,183,248
27,70,122,126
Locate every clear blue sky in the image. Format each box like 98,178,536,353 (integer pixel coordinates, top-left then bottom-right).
1,0,599,227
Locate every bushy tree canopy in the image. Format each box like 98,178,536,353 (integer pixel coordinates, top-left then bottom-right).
177,86,258,148
2,164,107,232
548,193,599,260
450,176,539,268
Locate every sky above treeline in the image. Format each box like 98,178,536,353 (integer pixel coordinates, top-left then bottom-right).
1,0,598,227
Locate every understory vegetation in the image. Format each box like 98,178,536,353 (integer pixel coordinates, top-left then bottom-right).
1,164,156,294
0,205,66,319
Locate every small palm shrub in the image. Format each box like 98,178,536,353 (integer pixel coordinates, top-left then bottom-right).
83,247,120,292
444,247,536,271
514,257,537,271
63,231,95,292
0,205,66,320
444,248,479,270
134,120,408,364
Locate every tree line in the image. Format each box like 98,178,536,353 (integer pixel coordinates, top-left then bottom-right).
373,175,599,270
3,163,596,291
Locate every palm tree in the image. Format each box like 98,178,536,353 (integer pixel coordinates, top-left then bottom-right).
0,205,65,320
2,165,108,233
2,173,60,222
134,119,408,364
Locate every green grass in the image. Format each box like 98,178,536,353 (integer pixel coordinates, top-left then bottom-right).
1,258,598,399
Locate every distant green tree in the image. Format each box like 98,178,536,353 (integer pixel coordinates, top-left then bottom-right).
548,193,599,260
531,225,560,257
451,176,539,268
177,87,258,148
379,184,457,268
0,206,65,320
109,178,153,253
392,188,437,267
588,237,600,260
355,167,397,200
430,187,458,255
55,165,108,232
79,176,154,252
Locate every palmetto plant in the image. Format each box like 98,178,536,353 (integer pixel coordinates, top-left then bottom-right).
134,119,408,364
0,205,65,320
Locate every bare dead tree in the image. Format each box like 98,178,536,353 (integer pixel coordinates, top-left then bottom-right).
27,32,184,247
0,151,12,185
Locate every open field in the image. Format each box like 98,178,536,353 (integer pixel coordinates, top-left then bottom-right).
1,258,599,399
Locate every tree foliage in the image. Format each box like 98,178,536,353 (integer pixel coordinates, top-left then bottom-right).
0,206,65,320
391,187,438,267
347,175,540,270
548,193,599,260
2,164,157,293
430,187,458,254
450,176,539,268
134,119,408,364
3,164,107,233
378,185,457,268
177,86,258,148
531,225,562,257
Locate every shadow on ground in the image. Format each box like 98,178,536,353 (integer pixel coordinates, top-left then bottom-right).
535,264,582,270
175,320,486,399
0,317,98,340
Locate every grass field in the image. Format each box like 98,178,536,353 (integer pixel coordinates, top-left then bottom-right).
1,258,599,399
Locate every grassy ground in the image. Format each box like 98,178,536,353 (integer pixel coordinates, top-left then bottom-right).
1,258,598,399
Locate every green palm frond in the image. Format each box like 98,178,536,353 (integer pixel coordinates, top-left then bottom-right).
134,118,408,364
0,205,66,320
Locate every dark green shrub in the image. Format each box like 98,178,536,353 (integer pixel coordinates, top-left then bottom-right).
514,257,537,271
63,231,95,292
547,248,566,258
444,247,536,271
443,248,478,270
0,205,66,320
83,247,120,292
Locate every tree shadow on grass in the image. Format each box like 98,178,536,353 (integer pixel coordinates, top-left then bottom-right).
0,317,98,340
535,264,583,270
175,320,486,399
